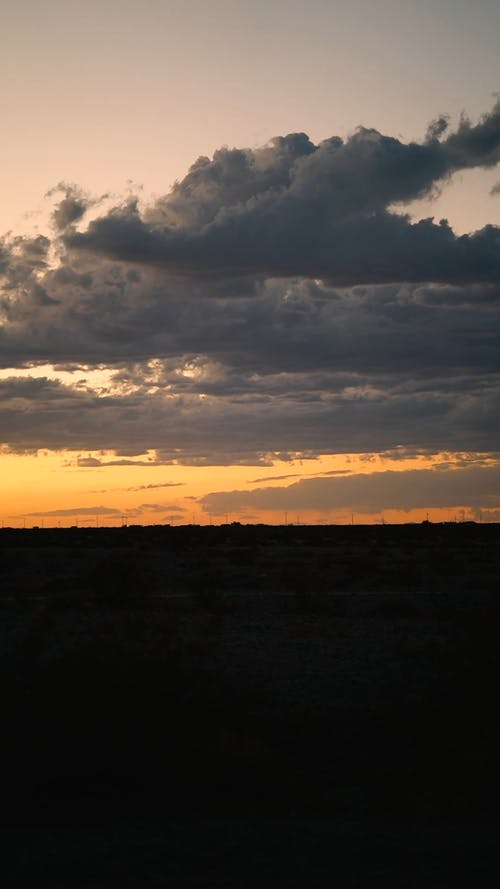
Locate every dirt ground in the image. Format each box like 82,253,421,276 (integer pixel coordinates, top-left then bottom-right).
1,523,499,886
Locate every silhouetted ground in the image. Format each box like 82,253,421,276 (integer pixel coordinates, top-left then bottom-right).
1,523,499,886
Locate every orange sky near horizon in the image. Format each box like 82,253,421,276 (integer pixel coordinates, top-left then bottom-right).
0,448,494,528
1,2,499,525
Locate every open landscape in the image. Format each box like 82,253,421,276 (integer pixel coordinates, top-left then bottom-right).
1,522,499,886
2,5,500,883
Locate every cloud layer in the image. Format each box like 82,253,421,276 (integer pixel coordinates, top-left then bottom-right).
0,101,499,466
200,463,500,516
65,101,500,283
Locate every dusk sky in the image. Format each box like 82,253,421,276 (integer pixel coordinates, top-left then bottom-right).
1,0,500,526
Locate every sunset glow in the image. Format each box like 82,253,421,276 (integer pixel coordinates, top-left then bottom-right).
1,448,497,528
1,0,499,525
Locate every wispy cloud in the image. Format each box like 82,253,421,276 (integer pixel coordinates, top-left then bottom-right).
18,505,121,517
75,456,174,468
248,473,303,484
91,481,185,493
127,481,184,491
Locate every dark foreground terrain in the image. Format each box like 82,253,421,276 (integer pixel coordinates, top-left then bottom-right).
1,522,499,886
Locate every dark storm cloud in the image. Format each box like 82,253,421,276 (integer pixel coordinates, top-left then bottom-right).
199,464,500,516
1,268,499,378
444,105,500,169
1,102,500,466
1,273,500,457
64,100,500,284
0,367,498,461
425,114,450,142
1,271,499,465
0,234,50,294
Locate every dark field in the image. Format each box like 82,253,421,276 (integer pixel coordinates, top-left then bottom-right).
1,522,499,886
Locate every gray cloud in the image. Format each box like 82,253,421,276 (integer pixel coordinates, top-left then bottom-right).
64,100,500,284
0,102,499,467
48,183,89,231
425,114,450,142
1,271,499,465
1,270,499,379
0,366,498,463
76,457,163,467
199,463,500,516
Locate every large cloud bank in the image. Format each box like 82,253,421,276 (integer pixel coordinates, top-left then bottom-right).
0,102,499,465
67,101,500,282
200,463,500,518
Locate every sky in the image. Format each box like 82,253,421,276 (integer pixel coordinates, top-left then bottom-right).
1,0,500,526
